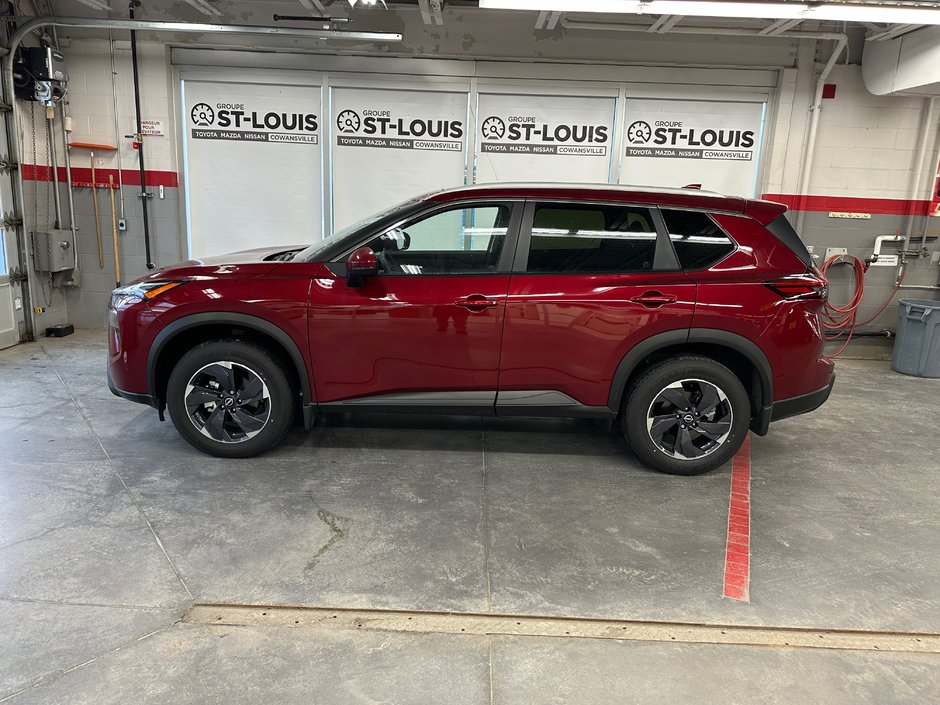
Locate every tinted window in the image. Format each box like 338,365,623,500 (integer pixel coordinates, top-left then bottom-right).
527,204,657,273
366,204,512,275
661,209,735,270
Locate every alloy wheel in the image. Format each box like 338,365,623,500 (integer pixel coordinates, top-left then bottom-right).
184,361,271,443
646,378,733,461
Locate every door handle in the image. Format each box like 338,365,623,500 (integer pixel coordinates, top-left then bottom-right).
629,291,678,307
454,294,501,310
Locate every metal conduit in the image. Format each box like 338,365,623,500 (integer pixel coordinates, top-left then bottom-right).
1,16,402,340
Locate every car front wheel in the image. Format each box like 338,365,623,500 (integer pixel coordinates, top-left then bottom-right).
166,340,295,458
622,355,750,475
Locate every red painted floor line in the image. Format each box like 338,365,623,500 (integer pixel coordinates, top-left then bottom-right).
723,434,752,602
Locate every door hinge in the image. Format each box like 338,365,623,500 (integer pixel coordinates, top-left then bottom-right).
8,267,28,284
0,156,18,174
0,102,12,113
2,211,23,230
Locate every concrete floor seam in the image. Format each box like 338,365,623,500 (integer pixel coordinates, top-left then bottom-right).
184,605,940,655
39,343,196,602
481,421,493,613
0,622,178,704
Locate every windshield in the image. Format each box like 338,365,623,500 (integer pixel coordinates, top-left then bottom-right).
293,196,426,262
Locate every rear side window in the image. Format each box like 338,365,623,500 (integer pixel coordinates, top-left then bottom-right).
527,203,657,273
661,209,736,270
765,213,813,268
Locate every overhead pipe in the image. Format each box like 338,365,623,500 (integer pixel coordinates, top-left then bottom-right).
1,16,402,340
794,34,848,235
128,2,154,270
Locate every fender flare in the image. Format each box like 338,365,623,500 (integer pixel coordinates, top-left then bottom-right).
147,312,313,407
607,328,773,417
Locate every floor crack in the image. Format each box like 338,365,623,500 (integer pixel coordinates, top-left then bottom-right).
306,508,352,571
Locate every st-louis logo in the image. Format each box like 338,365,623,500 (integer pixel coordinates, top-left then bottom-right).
336,110,361,133
190,103,215,127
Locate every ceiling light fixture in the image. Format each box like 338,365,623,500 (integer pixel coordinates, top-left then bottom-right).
74,0,113,10
183,0,224,17
479,0,940,26
348,0,388,7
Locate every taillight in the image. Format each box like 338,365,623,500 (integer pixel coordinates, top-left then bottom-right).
764,275,829,301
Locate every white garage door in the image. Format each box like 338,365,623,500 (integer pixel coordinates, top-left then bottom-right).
619,98,766,197
330,87,469,230
475,92,617,184
181,77,323,258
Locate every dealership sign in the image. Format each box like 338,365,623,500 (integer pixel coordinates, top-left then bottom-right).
334,107,463,152
625,118,756,161
188,100,320,144
479,114,609,156
619,98,765,197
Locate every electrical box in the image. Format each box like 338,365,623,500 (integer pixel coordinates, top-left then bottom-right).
32,229,75,273
13,47,67,103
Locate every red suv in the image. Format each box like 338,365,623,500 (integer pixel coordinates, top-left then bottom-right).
108,184,834,474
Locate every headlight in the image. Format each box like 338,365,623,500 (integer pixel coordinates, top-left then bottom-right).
111,281,183,308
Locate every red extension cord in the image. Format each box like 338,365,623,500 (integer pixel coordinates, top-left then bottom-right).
819,254,906,358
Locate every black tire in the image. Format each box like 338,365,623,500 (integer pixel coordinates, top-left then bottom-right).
621,355,750,475
166,339,295,458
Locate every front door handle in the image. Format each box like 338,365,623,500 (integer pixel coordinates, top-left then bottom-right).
454,294,501,311
629,291,678,308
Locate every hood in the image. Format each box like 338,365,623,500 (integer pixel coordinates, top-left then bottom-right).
184,245,306,266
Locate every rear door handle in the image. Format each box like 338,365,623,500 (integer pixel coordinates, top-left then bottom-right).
454,294,501,310
629,291,678,307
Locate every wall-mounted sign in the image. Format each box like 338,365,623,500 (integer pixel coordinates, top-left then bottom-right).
331,88,468,229
620,98,765,196
829,212,872,219
870,254,899,267
188,96,320,145
476,93,615,183
182,80,323,257
141,119,164,136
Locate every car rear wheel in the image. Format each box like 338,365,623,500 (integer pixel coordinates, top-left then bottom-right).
166,340,294,458
622,355,750,475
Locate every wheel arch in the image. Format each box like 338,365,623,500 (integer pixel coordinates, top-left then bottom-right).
147,312,313,418
608,328,773,432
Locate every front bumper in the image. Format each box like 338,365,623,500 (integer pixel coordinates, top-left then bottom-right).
108,367,157,409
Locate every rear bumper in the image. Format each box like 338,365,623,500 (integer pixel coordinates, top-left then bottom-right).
750,374,835,435
771,375,835,423
108,367,157,408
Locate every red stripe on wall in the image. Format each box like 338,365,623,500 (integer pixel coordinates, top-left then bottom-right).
723,434,752,602
22,164,179,188
762,193,934,217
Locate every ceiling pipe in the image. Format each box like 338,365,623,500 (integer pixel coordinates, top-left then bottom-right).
794,34,847,236
1,16,401,341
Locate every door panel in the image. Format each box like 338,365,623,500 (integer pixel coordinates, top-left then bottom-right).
309,269,509,402
498,273,696,408
0,276,18,349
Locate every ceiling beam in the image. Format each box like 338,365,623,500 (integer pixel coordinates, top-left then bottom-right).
298,0,328,15
758,18,803,36
867,23,921,41
648,14,681,33
419,0,444,25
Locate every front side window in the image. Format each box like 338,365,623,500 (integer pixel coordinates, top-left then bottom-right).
526,203,658,273
366,204,512,275
661,209,735,270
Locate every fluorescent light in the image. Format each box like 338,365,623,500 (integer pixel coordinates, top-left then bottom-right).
183,0,223,16
75,0,113,10
479,0,940,26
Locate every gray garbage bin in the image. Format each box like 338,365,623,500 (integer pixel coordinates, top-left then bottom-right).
891,298,940,378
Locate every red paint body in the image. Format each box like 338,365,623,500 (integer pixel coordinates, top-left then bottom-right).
108,184,834,429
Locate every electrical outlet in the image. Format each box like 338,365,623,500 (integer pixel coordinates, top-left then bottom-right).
825,247,848,260
118,218,127,231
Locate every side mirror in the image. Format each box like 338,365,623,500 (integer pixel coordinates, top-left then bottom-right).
347,246,377,287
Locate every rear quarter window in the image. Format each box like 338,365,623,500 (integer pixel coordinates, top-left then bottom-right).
661,209,736,270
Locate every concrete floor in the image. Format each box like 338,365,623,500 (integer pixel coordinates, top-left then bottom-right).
0,330,938,703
